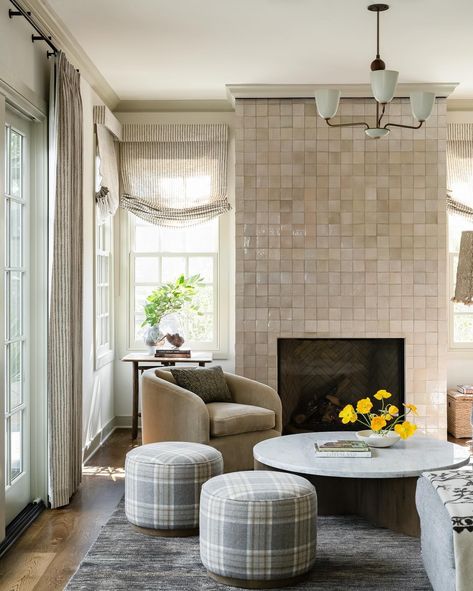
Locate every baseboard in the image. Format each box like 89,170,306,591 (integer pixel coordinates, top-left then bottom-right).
82,416,139,464
114,415,134,428
82,417,118,464
0,500,45,558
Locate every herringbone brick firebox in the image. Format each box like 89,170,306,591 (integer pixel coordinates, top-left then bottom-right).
235,97,447,437
278,337,404,433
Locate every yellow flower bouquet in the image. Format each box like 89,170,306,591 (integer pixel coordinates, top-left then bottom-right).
339,390,417,447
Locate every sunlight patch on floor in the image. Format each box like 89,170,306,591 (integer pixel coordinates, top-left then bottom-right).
82,466,125,480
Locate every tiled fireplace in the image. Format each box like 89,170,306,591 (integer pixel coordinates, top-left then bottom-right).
235,97,447,437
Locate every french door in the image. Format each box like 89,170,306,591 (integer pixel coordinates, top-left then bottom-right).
3,109,31,524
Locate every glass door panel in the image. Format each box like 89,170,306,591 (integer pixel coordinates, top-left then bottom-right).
4,111,30,524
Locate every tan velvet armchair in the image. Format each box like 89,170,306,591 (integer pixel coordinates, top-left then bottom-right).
141,368,282,472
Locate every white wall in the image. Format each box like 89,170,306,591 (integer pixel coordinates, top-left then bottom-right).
0,0,49,103
81,80,115,454
113,111,236,421
446,110,473,389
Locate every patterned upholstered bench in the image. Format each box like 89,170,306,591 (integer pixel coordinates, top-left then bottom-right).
416,469,473,591
125,441,223,536
200,471,317,588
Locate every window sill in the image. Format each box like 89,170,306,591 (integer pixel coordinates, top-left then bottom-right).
95,349,115,370
447,347,473,354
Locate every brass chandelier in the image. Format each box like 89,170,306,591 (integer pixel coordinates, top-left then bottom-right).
314,4,435,139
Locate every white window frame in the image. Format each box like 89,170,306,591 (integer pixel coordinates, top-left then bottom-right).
3,118,29,493
94,211,114,368
448,214,473,350
126,213,229,357
93,149,114,369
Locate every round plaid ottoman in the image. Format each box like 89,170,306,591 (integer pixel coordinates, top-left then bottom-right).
125,441,223,536
200,471,317,588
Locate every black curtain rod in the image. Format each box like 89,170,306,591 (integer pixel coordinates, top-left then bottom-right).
9,0,58,57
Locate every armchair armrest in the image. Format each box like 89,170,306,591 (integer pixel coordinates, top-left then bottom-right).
141,368,210,445
224,372,282,433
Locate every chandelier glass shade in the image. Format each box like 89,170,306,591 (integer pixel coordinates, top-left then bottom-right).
370,70,398,103
315,4,435,138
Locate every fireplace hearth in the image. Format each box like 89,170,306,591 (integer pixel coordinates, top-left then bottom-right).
278,338,405,434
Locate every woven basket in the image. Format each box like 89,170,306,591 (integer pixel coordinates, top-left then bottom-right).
447,389,473,439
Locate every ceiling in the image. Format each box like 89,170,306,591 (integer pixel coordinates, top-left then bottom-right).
46,0,473,101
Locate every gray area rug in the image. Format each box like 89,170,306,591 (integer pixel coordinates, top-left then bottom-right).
66,500,432,590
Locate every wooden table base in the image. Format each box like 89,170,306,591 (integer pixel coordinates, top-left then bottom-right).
255,460,420,537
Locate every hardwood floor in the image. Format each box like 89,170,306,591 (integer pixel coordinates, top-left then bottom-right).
0,429,139,591
448,433,473,449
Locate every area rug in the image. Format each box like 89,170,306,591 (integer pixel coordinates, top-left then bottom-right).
66,500,432,590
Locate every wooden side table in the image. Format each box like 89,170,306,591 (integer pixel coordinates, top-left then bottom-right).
121,352,213,439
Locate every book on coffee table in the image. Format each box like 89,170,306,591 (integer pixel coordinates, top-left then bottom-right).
314,440,372,458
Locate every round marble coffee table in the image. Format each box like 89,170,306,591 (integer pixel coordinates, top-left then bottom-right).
254,432,471,537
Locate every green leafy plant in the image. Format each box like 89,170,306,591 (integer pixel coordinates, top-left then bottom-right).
141,274,204,328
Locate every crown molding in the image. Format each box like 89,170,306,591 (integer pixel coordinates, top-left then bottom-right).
115,99,234,113
20,0,119,110
226,83,459,106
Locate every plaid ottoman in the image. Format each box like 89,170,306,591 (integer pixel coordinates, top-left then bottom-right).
125,441,223,536
200,471,317,588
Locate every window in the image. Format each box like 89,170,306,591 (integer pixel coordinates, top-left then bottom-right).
448,212,473,348
95,213,114,367
129,215,221,351
94,152,114,369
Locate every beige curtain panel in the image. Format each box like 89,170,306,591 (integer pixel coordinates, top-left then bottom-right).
452,231,473,306
120,123,230,226
48,52,83,509
95,123,120,219
447,123,473,221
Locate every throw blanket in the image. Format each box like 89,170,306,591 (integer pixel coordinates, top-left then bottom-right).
424,468,473,591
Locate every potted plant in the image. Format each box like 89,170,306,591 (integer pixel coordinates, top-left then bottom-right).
141,274,203,354
339,389,418,448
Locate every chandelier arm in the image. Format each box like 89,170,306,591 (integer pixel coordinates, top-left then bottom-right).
383,121,424,130
325,119,370,130
377,103,387,127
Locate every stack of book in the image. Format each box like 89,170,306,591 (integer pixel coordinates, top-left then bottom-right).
314,440,372,458
155,349,191,359
456,385,473,395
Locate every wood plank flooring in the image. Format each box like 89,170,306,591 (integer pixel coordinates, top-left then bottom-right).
0,429,140,591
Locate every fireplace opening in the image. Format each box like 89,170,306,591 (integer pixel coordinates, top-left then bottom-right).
278,338,405,434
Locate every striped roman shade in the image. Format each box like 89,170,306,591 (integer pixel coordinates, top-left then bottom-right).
447,124,473,221
120,123,230,226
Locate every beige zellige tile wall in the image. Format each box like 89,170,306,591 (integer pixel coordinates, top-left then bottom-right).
235,98,447,438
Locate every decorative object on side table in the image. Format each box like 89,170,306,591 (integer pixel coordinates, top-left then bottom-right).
141,274,203,353
159,313,186,348
143,325,165,355
339,389,418,448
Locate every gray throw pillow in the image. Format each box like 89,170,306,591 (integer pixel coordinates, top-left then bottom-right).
170,366,232,404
